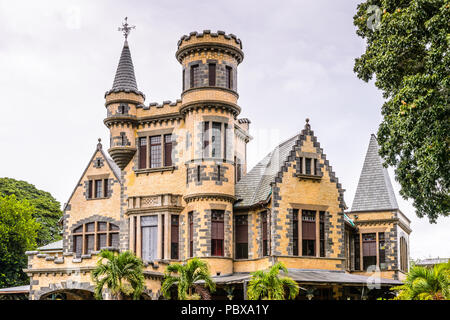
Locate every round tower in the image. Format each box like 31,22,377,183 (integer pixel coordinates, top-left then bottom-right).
104,38,145,170
176,30,244,274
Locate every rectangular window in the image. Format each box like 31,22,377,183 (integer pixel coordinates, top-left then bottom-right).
139,137,147,169
164,134,173,166
211,122,222,158
203,122,210,158
182,69,185,91
319,211,325,257
110,233,119,248
224,123,228,160
305,158,311,175
171,215,179,260
88,180,93,199
190,64,199,88
188,212,193,257
208,63,216,86
94,180,102,198
74,235,83,258
261,211,268,256
150,135,162,168
362,233,377,270
293,209,299,256
97,233,107,250
235,215,248,259
141,216,158,261
354,235,361,270
211,210,224,256
226,66,232,89
161,214,165,260
302,210,316,256
85,234,95,254
379,232,386,268
103,179,109,197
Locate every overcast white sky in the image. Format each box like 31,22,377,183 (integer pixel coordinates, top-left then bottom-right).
0,0,448,259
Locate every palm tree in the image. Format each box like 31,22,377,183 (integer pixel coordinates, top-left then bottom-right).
91,250,144,300
247,262,299,300
161,257,216,300
391,262,449,300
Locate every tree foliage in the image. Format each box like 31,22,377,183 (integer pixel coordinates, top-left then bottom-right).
391,261,450,299
91,250,144,300
0,177,62,245
161,257,216,300
353,0,449,222
247,262,299,300
0,195,40,288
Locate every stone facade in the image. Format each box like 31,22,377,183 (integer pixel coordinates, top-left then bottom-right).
24,30,410,300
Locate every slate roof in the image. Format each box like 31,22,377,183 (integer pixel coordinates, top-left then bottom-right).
37,240,63,251
199,269,401,285
351,134,399,212
105,40,145,98
235,134,300,207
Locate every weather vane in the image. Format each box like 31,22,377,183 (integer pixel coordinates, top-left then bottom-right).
118,17,135,39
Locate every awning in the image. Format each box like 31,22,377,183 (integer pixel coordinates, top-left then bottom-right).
0,285,30,295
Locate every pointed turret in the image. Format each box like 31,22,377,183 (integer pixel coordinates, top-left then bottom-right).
105,40,144,98
351,134,399,212
104,18,144,171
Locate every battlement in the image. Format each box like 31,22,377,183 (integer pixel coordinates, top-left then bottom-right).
176,30,244,64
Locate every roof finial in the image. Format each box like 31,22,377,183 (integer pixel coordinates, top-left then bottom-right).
118,17,135,40
97,138,102,149
304,118,311,131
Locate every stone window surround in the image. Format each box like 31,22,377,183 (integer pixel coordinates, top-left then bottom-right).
85,174,112,201
71,220,119,256
357,227,389,271
135,128,175,174
289,203,329,259
201,116,230,161
129,212,180,262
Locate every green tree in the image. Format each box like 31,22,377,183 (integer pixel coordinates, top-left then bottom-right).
91,250,144,300
0,178,62,245
0,195,40,288
161,257,216,300
353,0,449,222
247,262,299,300
391,262,450,299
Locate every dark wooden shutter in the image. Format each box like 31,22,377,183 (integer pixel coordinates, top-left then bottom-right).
226,66,232,89
103,179,109,197
139,137,147,169
189,212,193,257
302,221,316,240
88,180,93,199
208,64,216,86
164,134,172,166
235,215,248,243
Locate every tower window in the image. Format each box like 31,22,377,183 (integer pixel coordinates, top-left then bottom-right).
171,215,179,260
362,233,377,270
211,210,224,256
208,63,216,86
202,122,210,158
190,64,199,88
182,69,185,91
188,211,194,257
211,122,222,158
225,66,233,89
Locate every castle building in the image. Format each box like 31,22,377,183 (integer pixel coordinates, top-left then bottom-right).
22,27,411,300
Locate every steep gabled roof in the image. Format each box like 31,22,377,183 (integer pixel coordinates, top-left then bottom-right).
63,140,121,211
235,120,346,210
351,134,399,212
105,40,145,98
235,134,299,207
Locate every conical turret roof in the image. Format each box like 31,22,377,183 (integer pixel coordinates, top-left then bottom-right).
351,134,399,212
105,40,144,98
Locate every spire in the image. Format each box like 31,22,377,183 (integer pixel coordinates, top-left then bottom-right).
105,18,144,98
351,134,399,212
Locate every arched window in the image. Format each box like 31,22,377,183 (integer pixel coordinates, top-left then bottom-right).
72,221,119,257
400,237,408,272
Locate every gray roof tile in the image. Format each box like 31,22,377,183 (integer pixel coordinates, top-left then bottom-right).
351,134,399,212
235,134,299,207
105,40,144,98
